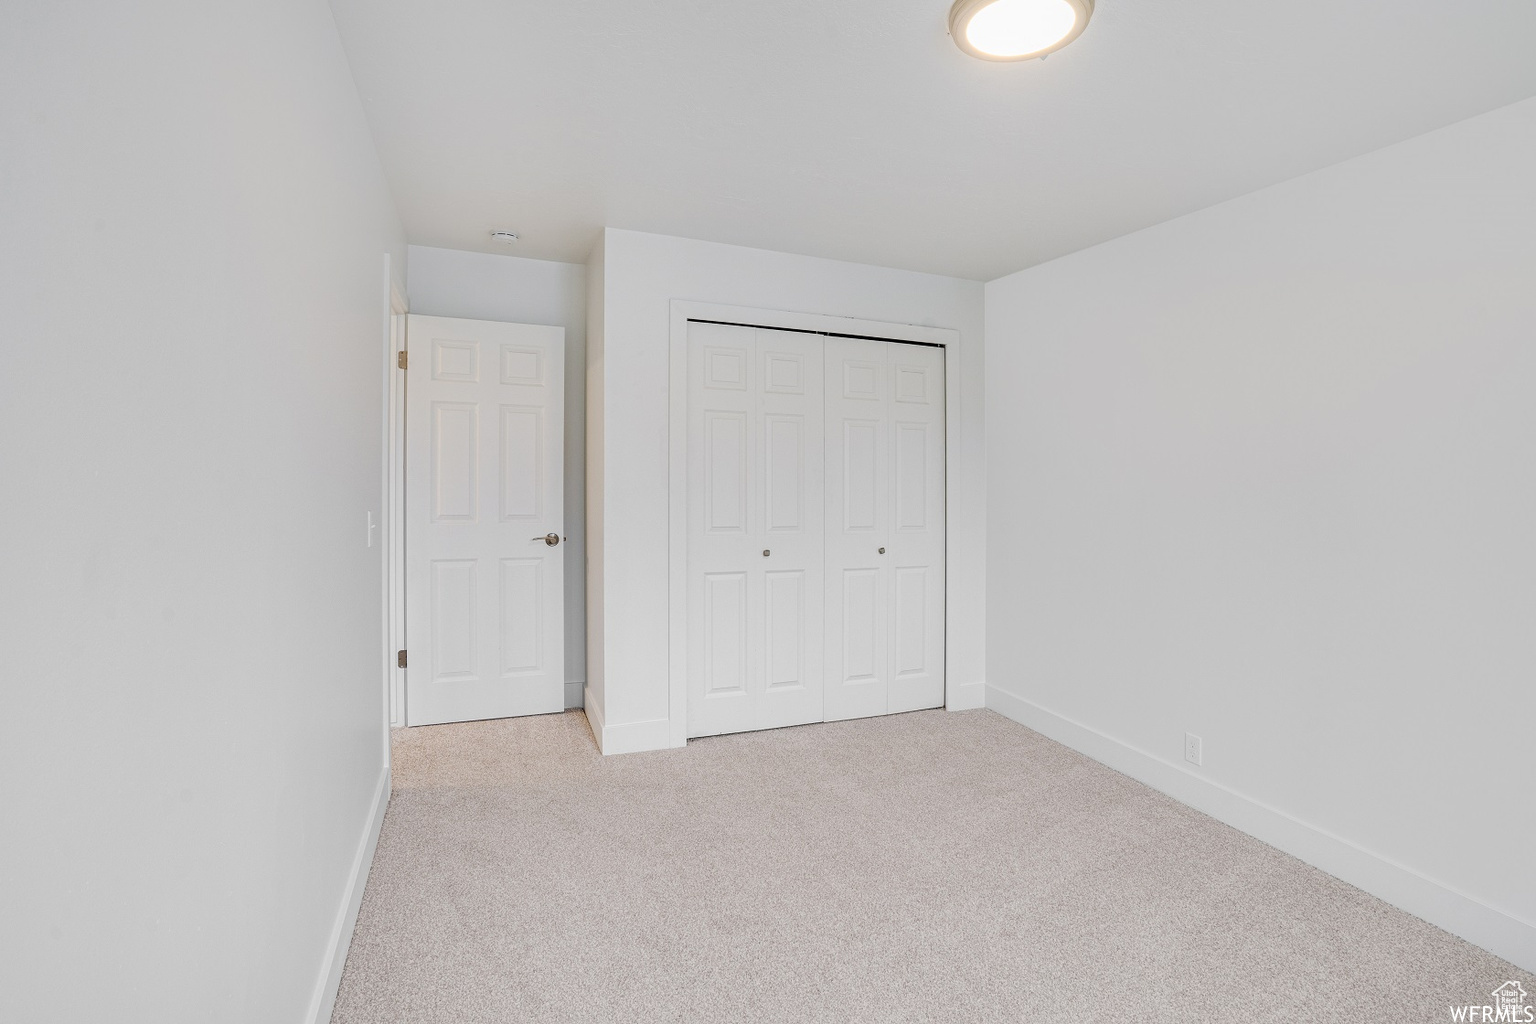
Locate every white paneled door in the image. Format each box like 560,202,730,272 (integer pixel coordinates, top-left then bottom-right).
687,324,826,737
685,322,944,738
405,315,565,726
823,338,946,721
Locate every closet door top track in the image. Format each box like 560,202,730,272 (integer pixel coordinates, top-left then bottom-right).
687,318,946,349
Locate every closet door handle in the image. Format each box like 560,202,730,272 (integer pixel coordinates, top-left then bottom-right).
534,533,560,546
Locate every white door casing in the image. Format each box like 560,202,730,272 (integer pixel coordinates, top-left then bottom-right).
823,338,946,721
405,315,565,726
686,323,825,737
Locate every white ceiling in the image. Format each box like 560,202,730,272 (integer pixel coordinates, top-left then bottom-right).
330,0,1536,281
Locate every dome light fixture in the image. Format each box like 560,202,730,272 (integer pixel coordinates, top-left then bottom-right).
949,0,1094,61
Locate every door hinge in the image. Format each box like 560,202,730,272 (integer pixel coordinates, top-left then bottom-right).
397,350,408,370
397,649,407,669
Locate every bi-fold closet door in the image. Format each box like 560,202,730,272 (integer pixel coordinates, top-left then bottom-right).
686,321,945,739
823,337,946,722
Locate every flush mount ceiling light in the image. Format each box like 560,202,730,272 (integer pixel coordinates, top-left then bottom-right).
490,230,519,243
949,0,1094,61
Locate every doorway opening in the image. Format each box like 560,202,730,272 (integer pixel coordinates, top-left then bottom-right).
389,314,568,728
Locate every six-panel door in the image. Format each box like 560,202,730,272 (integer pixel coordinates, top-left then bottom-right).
686,322,945,738
405,315,565,727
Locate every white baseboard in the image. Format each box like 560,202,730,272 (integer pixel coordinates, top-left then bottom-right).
985,685,1536,974
583,681,987,754
306,762,391,1024
564,680,585,709
600,716,674,754
582,686,674,755
582,686,605,749
947,680,985,711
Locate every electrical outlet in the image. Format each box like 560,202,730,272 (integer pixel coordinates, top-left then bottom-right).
1184,732,1203,767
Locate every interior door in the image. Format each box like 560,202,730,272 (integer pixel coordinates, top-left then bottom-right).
823,338,945,721
404,314,565,726
686,322,825,737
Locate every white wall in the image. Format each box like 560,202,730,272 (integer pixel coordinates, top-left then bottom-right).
405,245,588,706
587,228,985,752
0,2,405,1020
984,96,1536,971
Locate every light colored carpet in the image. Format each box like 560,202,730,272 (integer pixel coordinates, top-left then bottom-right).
331,709,1531,1023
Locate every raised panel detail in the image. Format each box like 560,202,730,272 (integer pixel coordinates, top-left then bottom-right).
895,366,929,403
764,414,803,532
432,402,478,523
500,406,542,520
430,560,477,681
843,360,878,400
842,569,878,683
704,573,747,695
432,340,480,382
765,570,804,690
704,347,747,390
705,411,747,533
895,422,927,530
764,352,805,394
843,419,877,531
895,567,926,676
499,558,541,675
500,345,544,385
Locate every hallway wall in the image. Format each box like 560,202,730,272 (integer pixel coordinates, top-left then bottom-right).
0,1,405,1020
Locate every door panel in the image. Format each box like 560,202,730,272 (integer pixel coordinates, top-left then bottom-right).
894,567,927,674
687,323,825,737
894,423,929,529
841,568,880,683
703,571,748,695
764,415,805,531
764,570,806,688
499,407,543,519
824,341,888,721
841,419,879,530
429,560,477,680
704,411,747,532
431,403,478,522
405,315,565,726
498,558,542,673
824,338,945,721
885,344,946,714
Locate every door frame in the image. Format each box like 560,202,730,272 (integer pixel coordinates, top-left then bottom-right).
384,276,408,728
667,300,962,748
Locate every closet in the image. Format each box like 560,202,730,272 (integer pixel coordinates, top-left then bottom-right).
685,321,946,738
